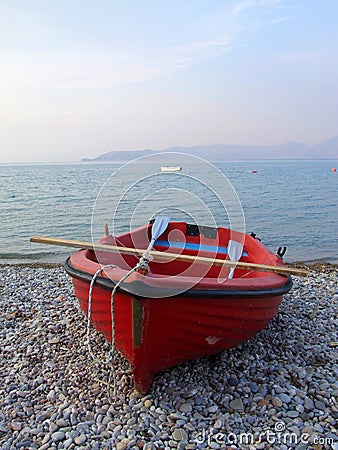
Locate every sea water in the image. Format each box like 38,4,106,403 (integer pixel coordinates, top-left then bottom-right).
0,159,337,264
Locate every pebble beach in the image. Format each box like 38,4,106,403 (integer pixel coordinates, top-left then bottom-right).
0,263,337,450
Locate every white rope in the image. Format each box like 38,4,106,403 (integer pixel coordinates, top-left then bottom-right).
87,264,119,365
86,254,151,399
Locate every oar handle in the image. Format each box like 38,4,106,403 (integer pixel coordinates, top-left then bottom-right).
30,236,142,256
30,235,307,277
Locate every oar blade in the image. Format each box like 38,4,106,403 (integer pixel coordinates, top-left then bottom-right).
147,216,170,250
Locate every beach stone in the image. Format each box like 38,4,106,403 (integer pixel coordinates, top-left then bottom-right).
70,413,78,425
47,389,56,401
274,385,284,394
74,434,87,445
172,428,188,442
116,439,129,450
8,421,22,431
228,377,239,386
18,439,32,448
51,431,65,442
214,418,223,429
36,411,52,422
179,403,192,413
209,443,221,449
49,422,59,433
279,393,292,404
304,397,314,410
208,405,218,413
37,444,50,450
302,425,314,435
168,412,186,422
0,425,8,433
230,398,244,411
63,438,73,449
314,400,326,410
314,423,324,433
272,397,283,408
69,429,79,439
259,399,269,407
287,410,299,418
294,445,307,450
56,418,69,427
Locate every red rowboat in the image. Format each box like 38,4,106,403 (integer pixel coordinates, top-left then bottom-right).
64,220,292,393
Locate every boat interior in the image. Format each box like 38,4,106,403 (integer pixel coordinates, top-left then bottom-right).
88,221,281,280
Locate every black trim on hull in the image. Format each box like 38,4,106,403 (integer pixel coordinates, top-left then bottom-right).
64,257,293,299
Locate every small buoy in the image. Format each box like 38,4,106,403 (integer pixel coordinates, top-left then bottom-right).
251,169,257,173
332,168,337,172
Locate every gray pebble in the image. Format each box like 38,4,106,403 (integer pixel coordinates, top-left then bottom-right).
63,438,73,449
179,403,192,413
287,410,299,418
74,434,87,445
279,393,292,404
172,428,188,442
208,405,218,413
51,431,65,442
314,400,326,410
230,398,244,411
304,397,314,410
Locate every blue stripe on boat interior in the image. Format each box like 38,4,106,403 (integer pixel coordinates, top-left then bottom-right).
155,240,248,256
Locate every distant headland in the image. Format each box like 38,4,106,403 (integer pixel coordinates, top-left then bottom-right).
82,134,338,162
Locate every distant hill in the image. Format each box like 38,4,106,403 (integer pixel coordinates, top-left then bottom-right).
82,149,154,162
82,135,338,162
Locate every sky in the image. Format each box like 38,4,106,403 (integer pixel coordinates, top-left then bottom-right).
1,0,338,163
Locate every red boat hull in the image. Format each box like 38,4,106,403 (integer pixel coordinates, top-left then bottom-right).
65,221,292,393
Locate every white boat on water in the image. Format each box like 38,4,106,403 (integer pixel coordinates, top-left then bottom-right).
160,166,182,172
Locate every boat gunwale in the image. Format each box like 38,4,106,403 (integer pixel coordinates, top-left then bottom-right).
64,257,293,299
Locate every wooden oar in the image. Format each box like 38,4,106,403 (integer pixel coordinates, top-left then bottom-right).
29,236,307,277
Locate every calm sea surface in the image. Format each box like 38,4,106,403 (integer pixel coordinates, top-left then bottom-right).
1,159,337,264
